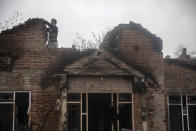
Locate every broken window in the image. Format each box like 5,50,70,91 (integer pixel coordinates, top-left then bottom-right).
168,95,196,131
68,104,81,131
118,93,132,131
67,93,132,131
67,93,81,131
0,91,30,131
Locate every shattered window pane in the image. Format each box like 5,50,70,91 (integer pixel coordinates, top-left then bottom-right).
0,93,13,102
169,96,181,104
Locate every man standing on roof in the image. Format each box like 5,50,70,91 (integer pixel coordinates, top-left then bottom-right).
42,19,58,48
179,48,190,59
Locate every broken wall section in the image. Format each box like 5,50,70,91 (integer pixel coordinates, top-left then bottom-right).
101,22,166,131
101,22,164,87
0,18,83,131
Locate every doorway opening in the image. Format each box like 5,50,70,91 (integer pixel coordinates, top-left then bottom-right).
88,93,112,131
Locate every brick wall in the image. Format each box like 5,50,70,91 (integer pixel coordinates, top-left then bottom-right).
117,23,164,87
116,23,166,131
164,60,196,93
164,59,196,131
0,19,81,131
2,19,191,131
67,22,167,131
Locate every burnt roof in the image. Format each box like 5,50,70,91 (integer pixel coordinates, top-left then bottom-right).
121,21,162,42
164,58,196,70
101,21,163,52
120,22,162,52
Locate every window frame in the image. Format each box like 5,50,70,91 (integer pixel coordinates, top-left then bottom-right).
67,93,133,131
0,91,31,131
168,95,196,131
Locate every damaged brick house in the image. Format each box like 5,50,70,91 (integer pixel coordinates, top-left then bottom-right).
0,18,196,131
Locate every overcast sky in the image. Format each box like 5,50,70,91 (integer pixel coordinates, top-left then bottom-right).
0,0,196,57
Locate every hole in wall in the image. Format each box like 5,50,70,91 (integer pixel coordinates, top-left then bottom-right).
134,45,139,52
97,51,102,56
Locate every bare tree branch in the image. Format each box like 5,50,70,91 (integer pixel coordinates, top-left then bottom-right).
0,11,24,32
72,28,111,50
